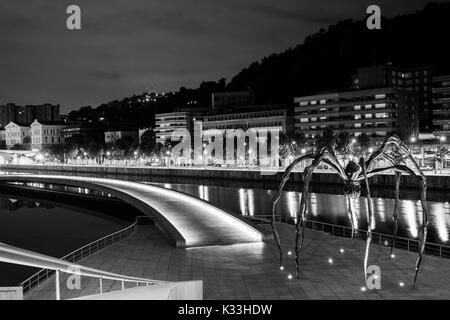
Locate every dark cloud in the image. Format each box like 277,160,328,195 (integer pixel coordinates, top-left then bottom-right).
0,0,431,113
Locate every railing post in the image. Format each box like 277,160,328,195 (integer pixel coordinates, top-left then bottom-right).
100,277,103,294
55,270,61,301
122,281,125,291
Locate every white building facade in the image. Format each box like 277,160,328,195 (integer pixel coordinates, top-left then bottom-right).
5,122,31,149
30,120,66,151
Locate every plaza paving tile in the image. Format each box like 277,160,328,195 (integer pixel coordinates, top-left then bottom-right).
27,223,450,300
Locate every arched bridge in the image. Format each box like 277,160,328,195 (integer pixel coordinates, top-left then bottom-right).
0,174,269,247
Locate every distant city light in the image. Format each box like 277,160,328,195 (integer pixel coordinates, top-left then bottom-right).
410,136,417,143
399,282,405,287
440,136,447,142
287,251,292,256
368,148,374,153
340,248,344,253
328,258,333,264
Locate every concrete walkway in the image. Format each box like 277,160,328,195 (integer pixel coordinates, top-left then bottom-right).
27,223,450,300
0,175,266,247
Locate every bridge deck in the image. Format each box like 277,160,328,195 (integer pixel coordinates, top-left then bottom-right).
0,175,266,247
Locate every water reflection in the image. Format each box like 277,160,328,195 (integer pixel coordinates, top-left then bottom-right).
0,192,135,286
158,183,450,246
238,189,254,216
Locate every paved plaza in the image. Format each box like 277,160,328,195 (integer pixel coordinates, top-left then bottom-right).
27,223,450,300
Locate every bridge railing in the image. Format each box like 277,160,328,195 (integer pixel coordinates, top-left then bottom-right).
6,216,165,299
246,215,450,259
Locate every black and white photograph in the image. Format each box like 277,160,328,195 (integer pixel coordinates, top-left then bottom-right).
1,0,450,310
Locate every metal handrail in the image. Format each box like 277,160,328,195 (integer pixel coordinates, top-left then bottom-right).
20,218,137,295
246,214,450,259
0,216,168,299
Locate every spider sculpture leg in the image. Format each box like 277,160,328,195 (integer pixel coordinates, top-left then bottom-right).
414,176,428,288
271,147,346,276
360,157,374,282
270,155,314,268
345,195,356,249
364,164,428,288
391,172,401,257
294,150,328,278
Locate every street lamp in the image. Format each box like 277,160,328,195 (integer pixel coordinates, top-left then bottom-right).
166,150,171,167
203,150,208,168
440,136,447,143
410,136,417,143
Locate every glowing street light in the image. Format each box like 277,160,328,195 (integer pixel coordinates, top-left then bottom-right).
301,148,306,154
410,136,417,143
368,147,374,153
440,136,447,143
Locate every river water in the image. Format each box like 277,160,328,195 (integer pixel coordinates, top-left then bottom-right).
152,182,450,246
1,175,450,286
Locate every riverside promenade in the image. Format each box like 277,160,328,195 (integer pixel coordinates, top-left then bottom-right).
27,223,450,300
3,164,450,190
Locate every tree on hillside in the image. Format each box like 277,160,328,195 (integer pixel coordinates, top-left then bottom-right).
139,129,156,155
317,127,335,149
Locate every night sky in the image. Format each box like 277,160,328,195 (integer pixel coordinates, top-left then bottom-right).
0,0,432,113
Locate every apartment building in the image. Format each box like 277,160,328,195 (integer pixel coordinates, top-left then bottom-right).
352,64,433,132
432,74,450,137
202,106,291,134
104,130,139,144
154,112,194,144
211,90,254,110
294,87,418,140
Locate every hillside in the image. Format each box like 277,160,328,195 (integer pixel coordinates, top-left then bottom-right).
227,2,450,104
68,2,450,126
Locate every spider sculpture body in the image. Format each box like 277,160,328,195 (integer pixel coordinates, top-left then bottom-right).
271,134,428,287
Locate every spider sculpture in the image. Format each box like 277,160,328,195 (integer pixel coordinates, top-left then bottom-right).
271,134,428,287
